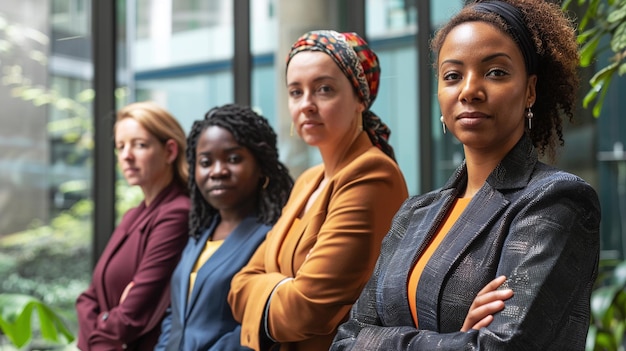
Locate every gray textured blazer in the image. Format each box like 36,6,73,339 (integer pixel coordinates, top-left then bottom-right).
331,135,600,351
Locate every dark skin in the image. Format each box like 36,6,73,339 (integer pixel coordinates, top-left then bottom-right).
440,20,531,330
194,126,264,241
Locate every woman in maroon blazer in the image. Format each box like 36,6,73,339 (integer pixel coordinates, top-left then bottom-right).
76,101,190,351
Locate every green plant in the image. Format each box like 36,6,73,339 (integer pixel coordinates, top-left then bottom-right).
586,259,626,351
563,0,626,117
0,294,74,348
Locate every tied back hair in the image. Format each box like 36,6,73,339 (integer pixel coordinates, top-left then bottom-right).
431,0,579,161
186,104,294,238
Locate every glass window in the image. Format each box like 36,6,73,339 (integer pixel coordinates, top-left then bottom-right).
135,72,234,133
134,0,233,69
366,0,417,39
0,0,93,344
366,0,420,195
251,0,277,126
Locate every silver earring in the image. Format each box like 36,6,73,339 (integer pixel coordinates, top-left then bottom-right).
440,115,447,134
526,107,533,130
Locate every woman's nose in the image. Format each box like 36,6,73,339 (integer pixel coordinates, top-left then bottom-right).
300,92,317,113
210,161,229,178
458,72,485,103
118,145,133,160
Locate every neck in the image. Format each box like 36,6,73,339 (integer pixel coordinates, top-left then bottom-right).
462,149,503,199
214,206,255,241
319,130,362,178
142,172,174,206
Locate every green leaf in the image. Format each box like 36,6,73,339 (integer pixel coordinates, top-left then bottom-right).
619,62,626,75
0,294,74,348
611,22,626,52
596,331,618,351
580,35,601,67
591,286,622,325
607,6,626,23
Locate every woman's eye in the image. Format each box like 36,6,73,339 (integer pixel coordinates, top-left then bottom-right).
442,72,461,81
198,157,211,167
318,85,332,93
228,155,242,164
487,68,508,77
288,89,302,98
132,142,148,149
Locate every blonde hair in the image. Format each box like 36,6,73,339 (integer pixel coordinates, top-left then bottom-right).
115,101,188,191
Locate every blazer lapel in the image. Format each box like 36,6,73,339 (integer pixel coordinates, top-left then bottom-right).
266,167,323,275
179,218,217,318
416,135,536,330
185,217,263,316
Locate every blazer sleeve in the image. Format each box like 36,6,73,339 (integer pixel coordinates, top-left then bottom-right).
230,155,407,350
208,325,253,351
75,283,100,350
154,306,172,351
332,176,600,350
88,198,189,350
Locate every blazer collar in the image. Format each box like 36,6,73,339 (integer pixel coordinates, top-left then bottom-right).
120,181,185,235
414,135,538,329
184,215,266,315
102,181,185,262
442,135,538,194
265,132,377,274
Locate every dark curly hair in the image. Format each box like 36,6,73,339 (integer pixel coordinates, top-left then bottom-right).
186,104,294,238
431,0,580,160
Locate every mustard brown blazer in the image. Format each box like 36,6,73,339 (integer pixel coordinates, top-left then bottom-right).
228,132,409,351
76,182,189,351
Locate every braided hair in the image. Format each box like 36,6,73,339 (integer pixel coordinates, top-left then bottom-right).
186,104,294,238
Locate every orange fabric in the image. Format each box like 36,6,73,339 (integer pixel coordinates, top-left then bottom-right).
188,239,224,298
277,217,301,267
408,197,471,327
228,133,409,351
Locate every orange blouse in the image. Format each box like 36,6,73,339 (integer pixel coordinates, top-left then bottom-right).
407,197,471,327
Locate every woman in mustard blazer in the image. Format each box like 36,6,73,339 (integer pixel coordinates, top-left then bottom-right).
227,30,409,351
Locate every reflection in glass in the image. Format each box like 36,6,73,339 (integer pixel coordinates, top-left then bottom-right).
0,0,93,346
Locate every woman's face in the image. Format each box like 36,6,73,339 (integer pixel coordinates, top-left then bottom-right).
286,51,365,149
437,21,536,154
115,118,173,188
195,125,261,215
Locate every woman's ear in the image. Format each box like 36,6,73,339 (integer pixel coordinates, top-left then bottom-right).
164,139,178,164
358,101,366,114
527,74,537,107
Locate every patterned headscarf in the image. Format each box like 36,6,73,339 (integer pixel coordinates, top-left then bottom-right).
287,30,395,161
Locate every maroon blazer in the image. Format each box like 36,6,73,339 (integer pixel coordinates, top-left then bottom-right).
76,181,190,351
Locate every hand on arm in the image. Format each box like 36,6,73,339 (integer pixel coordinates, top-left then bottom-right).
461,275,513,332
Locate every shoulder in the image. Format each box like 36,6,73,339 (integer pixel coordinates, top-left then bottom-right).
159,187,191,213
525,163,598,203
337,146,405,183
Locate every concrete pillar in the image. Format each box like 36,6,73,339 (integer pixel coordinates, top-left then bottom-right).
275,0,338,178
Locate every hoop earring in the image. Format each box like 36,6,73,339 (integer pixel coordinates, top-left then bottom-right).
526,107,534,130
262,176,270,190
440,115,447,134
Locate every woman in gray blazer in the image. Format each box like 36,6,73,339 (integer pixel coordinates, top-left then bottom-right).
331,1,600,350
